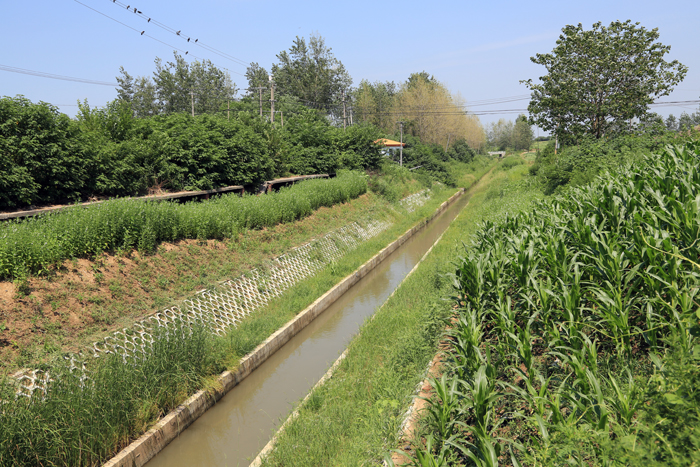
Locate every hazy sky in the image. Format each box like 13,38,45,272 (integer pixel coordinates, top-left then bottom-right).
2,0,699,129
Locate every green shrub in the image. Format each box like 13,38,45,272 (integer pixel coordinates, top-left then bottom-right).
0,96,87,207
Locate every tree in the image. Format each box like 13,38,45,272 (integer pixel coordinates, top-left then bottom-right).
391,73,485,150
512,114,533,150
271,34,352,112
522,20,687,139
117,52,237,117
487,119,513,150
665,114,678,132
245,62,269,96
678,110,700,131
352,79,396,131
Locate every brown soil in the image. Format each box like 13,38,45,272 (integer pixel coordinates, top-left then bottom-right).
0,194,380,375
391,342,448,466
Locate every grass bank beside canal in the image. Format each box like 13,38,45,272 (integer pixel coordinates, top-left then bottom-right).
258,162,542,466
0,161,494,466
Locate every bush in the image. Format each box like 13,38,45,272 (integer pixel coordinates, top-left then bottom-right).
534,132,685,194
499,155,524,170
0,96,87,207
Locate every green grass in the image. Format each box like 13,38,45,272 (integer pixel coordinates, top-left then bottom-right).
258,161,540,466
0,322,222,466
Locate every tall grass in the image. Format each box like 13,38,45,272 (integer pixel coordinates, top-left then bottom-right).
0,171,367,280
0,322,223,466
407,142,700,466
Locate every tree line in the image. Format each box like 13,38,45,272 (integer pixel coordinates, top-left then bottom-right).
0,95,383,209
352,72,485,151
486,115,534,151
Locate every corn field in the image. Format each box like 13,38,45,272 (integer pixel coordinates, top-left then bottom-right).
408,143,700,466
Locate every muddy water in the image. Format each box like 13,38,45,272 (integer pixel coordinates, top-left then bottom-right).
146,193,471,467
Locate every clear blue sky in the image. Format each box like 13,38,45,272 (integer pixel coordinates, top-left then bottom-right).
2,0,699,129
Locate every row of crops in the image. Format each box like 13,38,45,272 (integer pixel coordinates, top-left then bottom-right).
409,143,700,465
0,171,367,281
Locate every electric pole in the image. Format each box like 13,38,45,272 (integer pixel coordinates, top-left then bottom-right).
253,87,265,116
227,99,230,121
190,91,195,117
399,121,405,167
269,75,275,124
342,90,347,131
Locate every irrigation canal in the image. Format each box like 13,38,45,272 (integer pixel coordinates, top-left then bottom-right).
145,191,472,467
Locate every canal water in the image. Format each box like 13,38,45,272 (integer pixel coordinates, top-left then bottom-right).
146,192,471,467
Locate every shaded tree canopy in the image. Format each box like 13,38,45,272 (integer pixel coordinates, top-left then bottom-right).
522,20,687,139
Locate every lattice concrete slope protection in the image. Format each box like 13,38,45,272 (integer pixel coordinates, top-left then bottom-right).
400,189,431,213
14,219,391,399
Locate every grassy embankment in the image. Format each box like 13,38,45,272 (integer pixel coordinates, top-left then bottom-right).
0,160,494,466
1,172,366,373
399,143,700,466
258,159,541,466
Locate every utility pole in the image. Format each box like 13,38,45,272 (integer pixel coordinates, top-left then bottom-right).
253,87,265,116
445,134,451,152
399,121,405,167
342,90,347,131
269,75,275,124
227,99,230,121
190,91,195,117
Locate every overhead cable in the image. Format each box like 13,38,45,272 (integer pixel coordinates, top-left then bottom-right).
0,64,117,86
74,0,245,77
107,0,249,68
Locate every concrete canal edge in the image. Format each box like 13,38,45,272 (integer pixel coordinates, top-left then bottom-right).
250,196,458,467
103,188,465,467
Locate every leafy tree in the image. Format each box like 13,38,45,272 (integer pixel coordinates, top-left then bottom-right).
391,73,484,150
245,62,270,97
487,119,513,150
115,66,135,103
678,110,700,131
522,20,687,139
665,114,678,132
117,53,237,117
512,114,533,150
131,77,159,117
0,96,86,206
271,34,352,112
352,79,397,131
447,138,475,163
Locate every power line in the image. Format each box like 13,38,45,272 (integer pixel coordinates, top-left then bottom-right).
0,64,117,86
107,0,249,68
73,0,246,77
